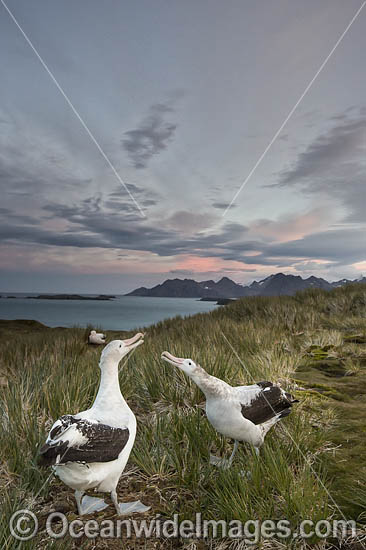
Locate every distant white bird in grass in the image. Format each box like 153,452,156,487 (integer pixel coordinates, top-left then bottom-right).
39,334,150,515
88,330,106,345
161,351,298,468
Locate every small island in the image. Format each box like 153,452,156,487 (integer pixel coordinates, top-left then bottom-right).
199,297,235,305
216,298,235,305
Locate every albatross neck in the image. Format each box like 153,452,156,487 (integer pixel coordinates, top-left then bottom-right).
93,356,128,409
190,364,229,397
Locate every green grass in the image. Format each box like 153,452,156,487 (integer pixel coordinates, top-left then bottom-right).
0,285,365,548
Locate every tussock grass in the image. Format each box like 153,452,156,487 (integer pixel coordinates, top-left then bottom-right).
0,285,365,548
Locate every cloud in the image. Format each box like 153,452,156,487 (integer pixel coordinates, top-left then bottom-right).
278,116,365,185
265,227,366,264
211,201,237,210
103,183,159,212
1,183,365,275
42,184,160,229
1,203,365,282
0,195,253,260
1,105,365,279
169,269,195,276
165,210,218,234
248,207,333,243
122,103,177,169
272,111,366,223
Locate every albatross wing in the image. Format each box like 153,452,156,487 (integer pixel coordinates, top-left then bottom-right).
39,415,129,466
236,381,298,426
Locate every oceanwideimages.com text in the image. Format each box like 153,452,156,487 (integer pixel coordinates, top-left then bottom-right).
10,510,357,542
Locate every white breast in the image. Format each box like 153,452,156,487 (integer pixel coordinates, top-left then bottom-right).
206,397,262,446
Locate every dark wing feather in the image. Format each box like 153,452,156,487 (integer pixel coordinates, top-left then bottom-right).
39,416,129,466
241,383,297,425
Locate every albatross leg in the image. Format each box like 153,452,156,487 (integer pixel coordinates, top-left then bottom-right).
238,445,259,478
111,490,150,515
238,446,259,478
111,490,120,514
75,490,84,515
228,440,239,466
210,440,239,469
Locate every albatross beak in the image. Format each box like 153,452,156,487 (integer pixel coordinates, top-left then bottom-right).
161,351,185,366
123,332,144,350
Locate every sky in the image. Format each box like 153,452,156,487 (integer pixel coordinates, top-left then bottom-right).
0,0,365,293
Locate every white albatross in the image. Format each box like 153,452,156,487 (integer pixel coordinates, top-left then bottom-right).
39,334,150,515
161,351,298,468
88,330,106,345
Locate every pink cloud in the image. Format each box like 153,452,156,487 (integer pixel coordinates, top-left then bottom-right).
248,207,334,243
173,254,266,274
352,260,366,272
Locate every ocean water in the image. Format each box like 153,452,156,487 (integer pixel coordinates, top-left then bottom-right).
0,294,218,330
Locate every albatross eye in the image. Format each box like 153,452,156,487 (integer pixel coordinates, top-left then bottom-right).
188,361,192,365
119,344,122,348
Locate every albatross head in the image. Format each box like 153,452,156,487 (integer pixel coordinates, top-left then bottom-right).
161,351,197,375
100,333,144,364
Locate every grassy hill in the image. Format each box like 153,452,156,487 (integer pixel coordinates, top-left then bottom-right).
0,284,365,548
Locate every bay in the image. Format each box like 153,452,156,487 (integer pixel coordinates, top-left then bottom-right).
0,294,218,330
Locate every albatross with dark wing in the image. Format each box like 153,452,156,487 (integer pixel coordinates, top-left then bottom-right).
161,351,298,467
39,334,149,515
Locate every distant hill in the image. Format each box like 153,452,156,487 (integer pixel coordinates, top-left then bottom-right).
126,278,233,298
246,273,333,296
126,273,366,298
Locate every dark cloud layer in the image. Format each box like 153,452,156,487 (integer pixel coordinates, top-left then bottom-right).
122,103,177,169
40,196,253,258
1,184,365,270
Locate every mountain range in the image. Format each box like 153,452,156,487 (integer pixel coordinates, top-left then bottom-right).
125,273,366,299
